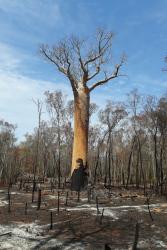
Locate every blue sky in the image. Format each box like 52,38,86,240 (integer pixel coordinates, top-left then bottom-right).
0,0,166,141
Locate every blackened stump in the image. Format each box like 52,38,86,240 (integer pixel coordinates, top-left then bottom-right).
71,164,88,191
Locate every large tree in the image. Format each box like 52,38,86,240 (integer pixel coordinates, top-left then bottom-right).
40,29,124,173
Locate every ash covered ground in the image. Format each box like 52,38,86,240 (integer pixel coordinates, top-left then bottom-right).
0,184,167,249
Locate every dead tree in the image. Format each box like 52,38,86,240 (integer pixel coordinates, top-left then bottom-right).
37,189,41,210
132,222,140,250
126,136,136,188
25,202,28,215
40,28,124,174
7,184,11,213
32,100,43,202
50,211,53,230
65,191,69,206
57,191,60,213
99,101,127,186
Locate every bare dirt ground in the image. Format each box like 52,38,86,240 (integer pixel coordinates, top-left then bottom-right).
0,183,167,249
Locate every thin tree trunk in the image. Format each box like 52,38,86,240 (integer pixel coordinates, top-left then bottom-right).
58,148,61,188
136,150,140,188
93,145,100,185
32,101,42,202
160,136,164,195
108,134,112,187
137,136,146,195
104,151,108,187
153,129,159,190
126,136,135,188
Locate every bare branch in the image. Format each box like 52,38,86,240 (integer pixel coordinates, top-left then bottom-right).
87,66,100,81
89,60,124,92
84,30,113,67
40,45,77,92
72,39,86,72
70,37,88,84
40,45,67,75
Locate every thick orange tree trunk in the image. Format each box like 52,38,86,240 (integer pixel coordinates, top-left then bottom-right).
71,88,90,173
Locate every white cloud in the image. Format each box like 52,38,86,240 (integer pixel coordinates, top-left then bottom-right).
0,42,22,72
0,72,72,142
0,42,72,142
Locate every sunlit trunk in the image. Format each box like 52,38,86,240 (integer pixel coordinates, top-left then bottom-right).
71,88,90,174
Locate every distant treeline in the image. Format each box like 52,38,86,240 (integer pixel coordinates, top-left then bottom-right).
0,89,166,194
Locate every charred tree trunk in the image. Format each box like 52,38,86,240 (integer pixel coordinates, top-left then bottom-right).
93,139,102,185
108,134,112,187
153,129,160,192
135,150,140,188
58,147,61,189
160,136,165,195
104,151,108,187
94,154,100,185
137,135,146,195
126,137,135,188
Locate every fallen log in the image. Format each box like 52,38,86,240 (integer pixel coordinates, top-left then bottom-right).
0,232,12,237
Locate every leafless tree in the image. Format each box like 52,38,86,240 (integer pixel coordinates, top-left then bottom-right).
40,28,124,173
